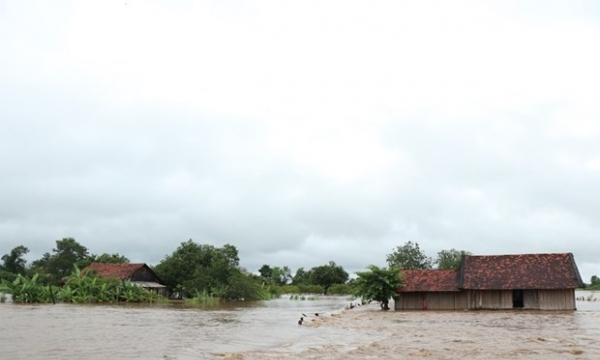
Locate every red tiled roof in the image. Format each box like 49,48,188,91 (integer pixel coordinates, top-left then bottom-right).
399,269,460,292
85,263,146,280
460,253,584,290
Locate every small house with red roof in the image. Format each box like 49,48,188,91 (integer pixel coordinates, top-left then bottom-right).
85,263,167,295
395,253,584,311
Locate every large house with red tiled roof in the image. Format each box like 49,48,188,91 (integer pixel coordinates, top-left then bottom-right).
395,253,584,311
85,263,167,295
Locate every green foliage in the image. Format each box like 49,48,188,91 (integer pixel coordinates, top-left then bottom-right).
0,268,17,283
0,273,56,303
259,264,272,279
0,266,163,304
435,249,472,269
184,290,220,306
277,285,301,294
352,265,402,310
1,245,29,275
328,283,352,295
154,240,268,301
309,261,349,294
386,241,433,269
292,267,311,285
588,276,600,290
258,264,292,285
297,284,324,294
154,240,232,297
219,270,275,301
88,253,130,264
30,238,90,284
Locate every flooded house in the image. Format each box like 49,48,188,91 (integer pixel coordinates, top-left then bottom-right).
395,253,584,311
84,263,167,296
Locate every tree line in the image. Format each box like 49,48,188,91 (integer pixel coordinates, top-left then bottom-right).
6,238,593,307
1,238,472,305
0,238,352,302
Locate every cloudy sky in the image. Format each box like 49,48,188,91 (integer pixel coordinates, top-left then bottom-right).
1,1,599,282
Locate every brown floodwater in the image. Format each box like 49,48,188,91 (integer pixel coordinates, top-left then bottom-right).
1,294,599,359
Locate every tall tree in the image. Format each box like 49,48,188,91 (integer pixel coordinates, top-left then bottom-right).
309,261,349,295
154,240,216,295
258,265,292,285
259,264,273,280
280,266,292,285
153,240,247,299
31,238,89,284
1,245,29,274
353,265,402,310
435,249,472,269
386,241,433,269
292,267,310,285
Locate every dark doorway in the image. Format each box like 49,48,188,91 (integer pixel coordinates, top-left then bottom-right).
513,290,524,308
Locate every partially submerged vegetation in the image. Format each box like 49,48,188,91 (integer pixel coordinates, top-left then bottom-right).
0,266,164,304
352,265,402,310
586,276,600,291
13,237,585,309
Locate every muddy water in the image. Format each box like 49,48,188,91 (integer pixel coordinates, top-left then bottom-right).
1,296,599,360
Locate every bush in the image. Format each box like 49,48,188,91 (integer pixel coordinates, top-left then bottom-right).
185,290,220,306
328,284,352,295
298,284,324,294
276,285,301,294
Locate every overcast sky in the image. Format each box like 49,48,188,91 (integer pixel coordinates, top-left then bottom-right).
1,0,599,282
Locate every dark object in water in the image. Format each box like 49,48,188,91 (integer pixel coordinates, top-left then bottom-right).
298,317,303,325
315,313,319,316
48,285,56,305
302,313,307,317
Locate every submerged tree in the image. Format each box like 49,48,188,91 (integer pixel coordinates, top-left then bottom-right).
589,275,600,290
309,261,349,295
353,265,402,310
154,240,267,300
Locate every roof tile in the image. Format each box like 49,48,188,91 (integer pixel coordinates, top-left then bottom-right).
460,253,584,290
399,269,459,292
85,263,146,280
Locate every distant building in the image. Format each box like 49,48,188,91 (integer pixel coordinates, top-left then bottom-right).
84,263,167,296
396,253,584,311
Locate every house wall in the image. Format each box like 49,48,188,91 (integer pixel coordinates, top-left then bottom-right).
396,292,466,310
535,289,576,310
468,289,576,310
468,290,513,310
395,292,422,310
397,289,577,311
131,267,161,283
